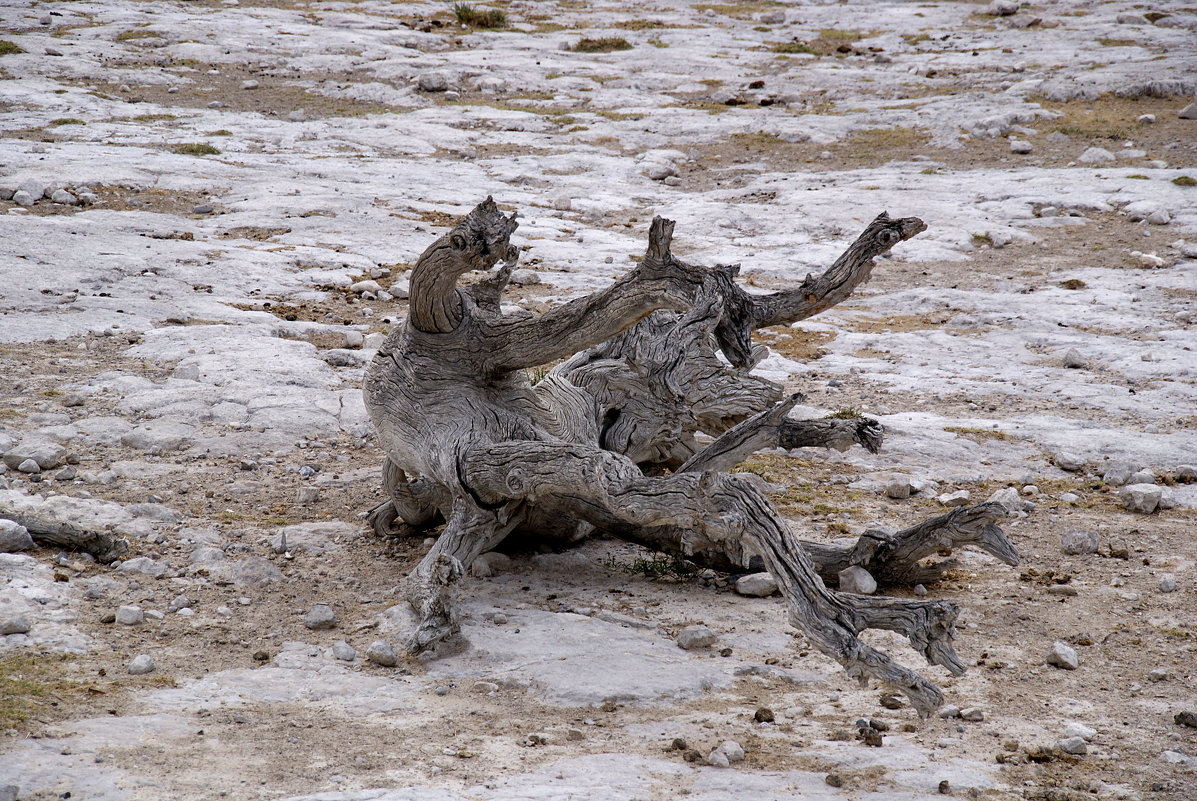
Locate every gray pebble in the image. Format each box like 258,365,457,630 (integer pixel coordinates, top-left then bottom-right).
1053,452,1085,472
938,705,960,719
1057,736,1087,755
0,615,32,635
128,654,155,675
913,584,927,597
838,565,877,595
193,203,213,214
17,458,40,474
1127,469,1155,485
734,572,777,597
1119,483,1162,514
1062,348,1086,369
937,490,970,507
115,605,145,625
1063,722,1095,741
365,640,396,666
1009,139,1032,154
1061,529,1098,555
18,179,46,201
552,195,572,211
885,478,911,499
960,707,985,722
677,624,716,650
240,80,259,90
0,520,33,553
51,189,77,206
304,603,337,630
1177,103,1197,120
1078,147,1115,164
1046,640,1078,670
332,641,356,662
1159,575,1177,593
434,685,448,696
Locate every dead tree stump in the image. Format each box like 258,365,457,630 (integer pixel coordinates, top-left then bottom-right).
363,198,1018,715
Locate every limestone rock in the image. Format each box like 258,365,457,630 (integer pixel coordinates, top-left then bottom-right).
838,565,877,595
1046,640,1078,670
304,603,338,630
128,654,155,675
1119,483,1162,514
115,605,145,626
1061,530,1098,555
677,625,716,650
0,520,34,552
366,639,397,666
0,615,31,635
735,572,778,597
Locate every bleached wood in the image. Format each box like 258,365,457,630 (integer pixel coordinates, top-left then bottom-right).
363,198,1016,713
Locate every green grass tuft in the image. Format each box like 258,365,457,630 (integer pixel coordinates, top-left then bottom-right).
572,37,632,53
174,142,220,156
451,3,507,29
0,40,23,56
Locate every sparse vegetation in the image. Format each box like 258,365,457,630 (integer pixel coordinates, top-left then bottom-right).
451,3,507,29
0,653,85,730
0,40,23,56
1172,175,1196,187
944,425,1008,442
571,37,633,53
116,28,161,42
614,19,663,30
133,113,176,122
174,142,220,156
605,554,698,580
827,408,862,420
49,118,84,126
771,41,815,55
207,129,233,136
1058,278,1088,290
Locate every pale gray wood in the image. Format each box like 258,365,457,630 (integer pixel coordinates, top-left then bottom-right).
363,198,1015,714
0,507,129,563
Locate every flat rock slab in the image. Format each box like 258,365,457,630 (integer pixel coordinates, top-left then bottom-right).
409,602,736,706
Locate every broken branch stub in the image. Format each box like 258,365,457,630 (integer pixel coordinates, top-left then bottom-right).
363,199,1016,714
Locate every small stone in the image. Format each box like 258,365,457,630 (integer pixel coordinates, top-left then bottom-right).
51,189,77,206
1061,529,1098,555
18,179,46,201
303,603,337,630
860,727,883,747
758,10,785,24
434,685,448,696
365,640,396,666
1063,722,1096,741
1174,711,1197,729
645,161,677,181
838,565,877,595
1057,736,1087,755
735,572,777,597
1137,114,1156,124
987,0,1019,15
1148,667,1168,682
0,615,31,635
1175,465,1197,483
1178,103,1197,120
1107,539,1129,560
12,190,36,207
677,625,716,650
1146,209,1171,226
510,269,540,286
885,478,911,499
0,520,34,553
350,279,383,295
880,694,905,710
344,331,364,348
1102,461,1138,486
937,490,970,507
332,642,356,662
417,71,449,92
127,654,155,675
754,707,775,723
192,203,213,214
443,90,460,102
1053,452,1085,472
56,465,77,481
717,740,745,763
1119,483,1162,514
168,595,190,612
988,486,1032,514
1078,147,1115,164
1062,348,1086,369
240,80,259,90
938,780,951,795
1159,575,1177,593
17,458,41,474
296,486,320,504
913,584,927,597
825,774,843,788
1046,584,1078,596
567,728,584,741
472,681,499,693
1059,492,1080,504
960,707,985,722
115,605,145,625
1009,138,1033,154
706,749,730,768
552,196,572,211
1046,640,1078,670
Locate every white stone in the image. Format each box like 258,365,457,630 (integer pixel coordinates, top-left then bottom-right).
644,161,677,181
417,72,450,92
884,478,911,499
677,625,716,650
716,740,745,762
1057,736,1087,755
1061,530,1098,555
1146,209,1171,226
1009,138,1032,154
332,642,356,661
115,605,145,625
0,520,33,552
1119,483,1162,514
51,189,77,205
350,279,382,295
988,486,1032,513
1159,575,1177,593
838,565,877,595
706,749,730,768
987,0,1019,16
366,640,397,666
960,707,985,722
117,556,168,578
735,572,777,597
1054,452,1085,472
128,654,155,675
937,490,970,507
552,196,572,211
0,615,31,635
1046,640,1078,670
1063,722,1096,741
1078,147,1115,164
240,80,259,90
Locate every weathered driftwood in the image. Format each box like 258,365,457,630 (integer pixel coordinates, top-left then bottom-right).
0,506,129,563
363,198,1018,715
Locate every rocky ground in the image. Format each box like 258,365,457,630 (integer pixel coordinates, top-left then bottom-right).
1,1,1196,799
